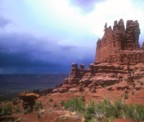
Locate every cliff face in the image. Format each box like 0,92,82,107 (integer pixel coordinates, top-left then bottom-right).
96,19,141,63
53,19,144,93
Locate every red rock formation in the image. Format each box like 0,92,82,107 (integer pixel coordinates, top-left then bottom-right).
54,19,144,93
96,19,141,63
105,50,144,64
19,92,39,109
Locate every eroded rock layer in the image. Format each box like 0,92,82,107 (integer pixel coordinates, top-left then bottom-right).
96,19,142,63
53,19,144,93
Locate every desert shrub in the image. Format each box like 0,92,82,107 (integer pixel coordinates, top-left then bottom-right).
83,110,91,122
87,101,95,114
112,100,125,118
23,106,32,114
89,117,98,122
124,104,144,122
96,100,114,119
12,98,19,105
60,100,65,106
95,99,111,116
82,99,113,121
33,101,43,111
83,101,95,121
0,103,13,116
62,97,85,112
95,100,144,122
124,104,135,119
14,106,21,113
89,99,124,120
14,117,22,122
103,84,108,88
133,104,144,122
62,98,144,122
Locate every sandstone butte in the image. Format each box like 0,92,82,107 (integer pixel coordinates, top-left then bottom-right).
53,19,144,94
26,19,144,122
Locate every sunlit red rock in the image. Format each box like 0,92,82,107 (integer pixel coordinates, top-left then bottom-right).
54,19,144,93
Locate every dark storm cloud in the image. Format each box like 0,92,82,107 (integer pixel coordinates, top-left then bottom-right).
0,45,70,74
60,45,77,50
0,33,69,73
0,32,94,73
70,0,105,13
0,51,55,67
0,33,51,55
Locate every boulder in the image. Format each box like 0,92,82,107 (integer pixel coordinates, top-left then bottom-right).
53,88,58,93
106,86,115,90
69,88,79,92
116,85,129,90
18,92,39,109
57,88,68,93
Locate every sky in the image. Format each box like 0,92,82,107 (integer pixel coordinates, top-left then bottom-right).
0,0,144,74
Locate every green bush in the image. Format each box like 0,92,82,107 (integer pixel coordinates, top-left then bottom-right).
95,99,111,117
0,103,13,116
89,117,98,122
83,101,95,121
60,100,65,106
62,97,85,112
124,104,135,119
61,97,144,122
23,106,32,114
14,117,22,122
14,106,21,113
125,104,144,122
135,104,144,121
112,100,125,118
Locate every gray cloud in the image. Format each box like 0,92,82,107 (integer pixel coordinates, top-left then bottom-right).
60,45,77,50
70,0,105,13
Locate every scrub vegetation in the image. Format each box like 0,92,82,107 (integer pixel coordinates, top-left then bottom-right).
62,97,144,122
